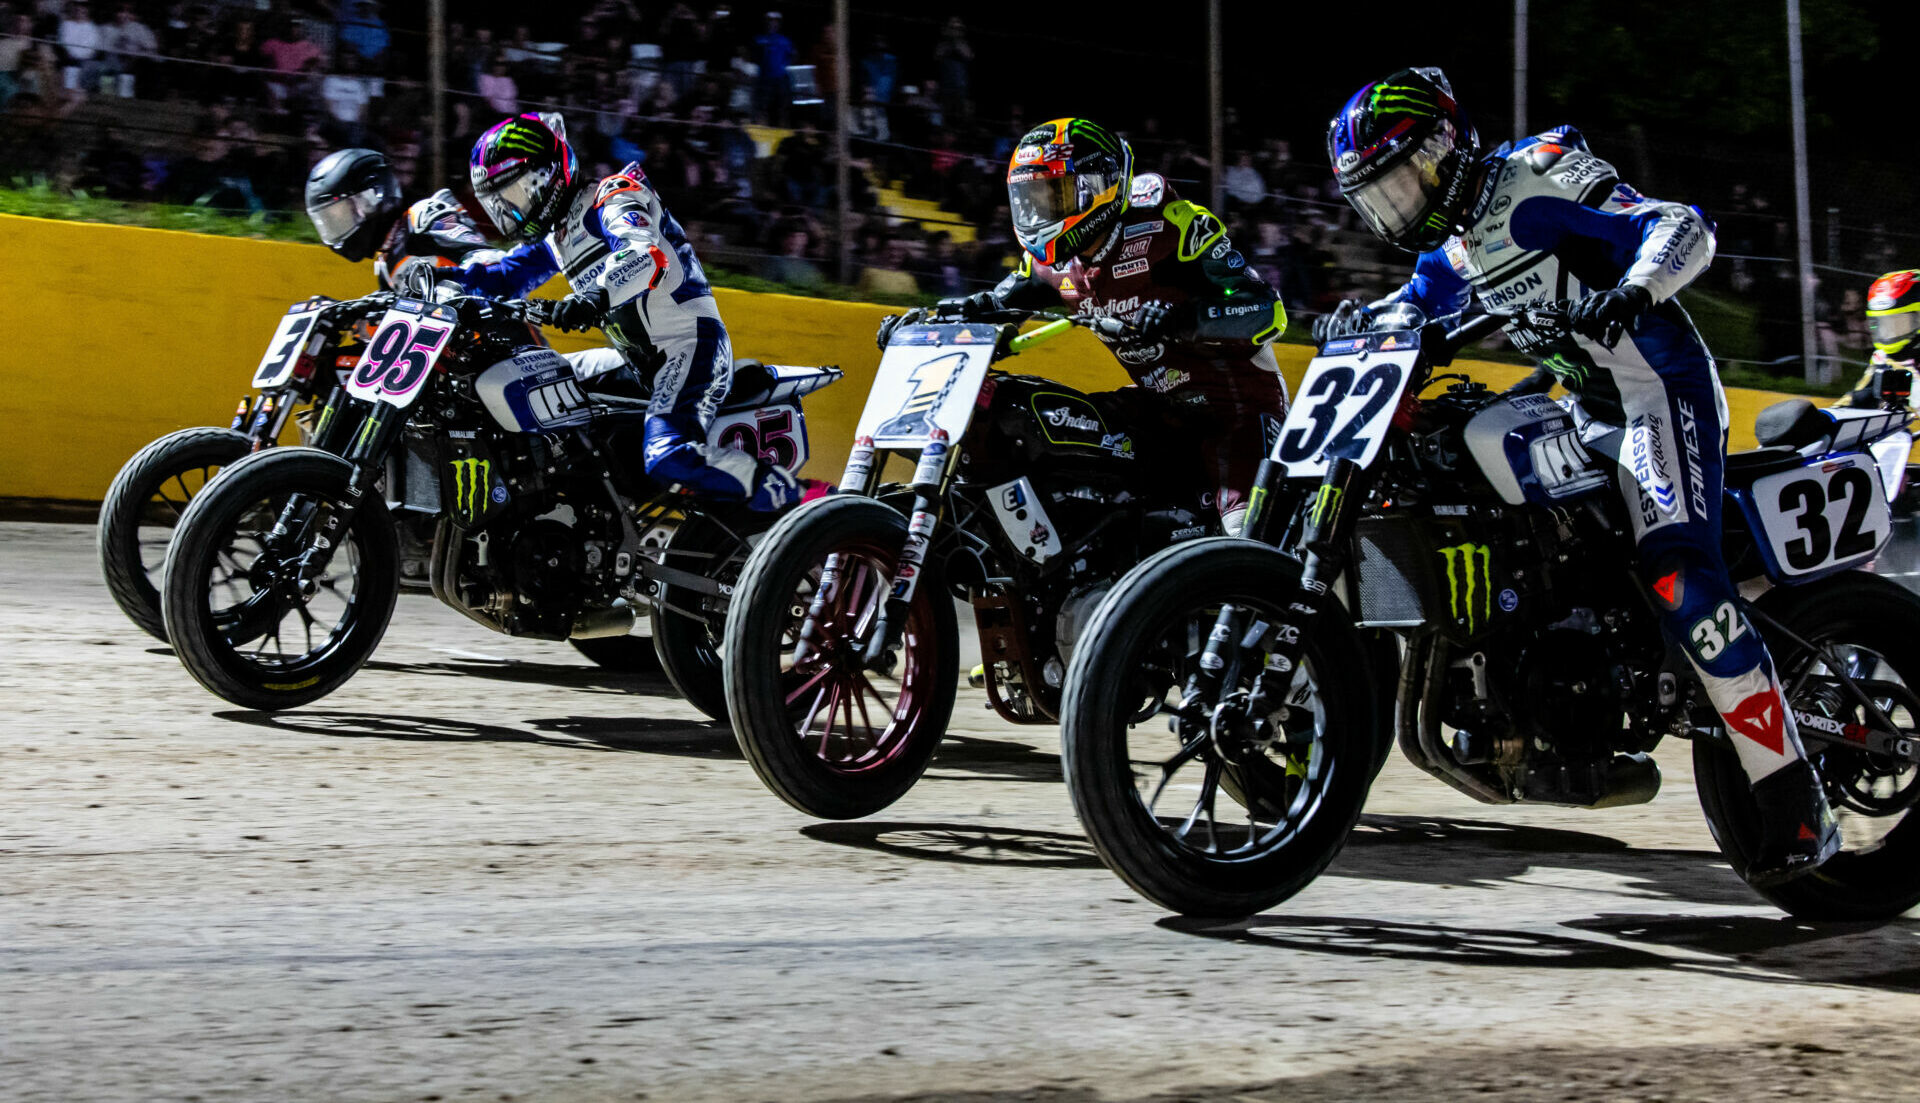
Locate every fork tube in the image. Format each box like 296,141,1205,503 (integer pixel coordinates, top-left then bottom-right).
861,438,959,667
1239,458,1288,547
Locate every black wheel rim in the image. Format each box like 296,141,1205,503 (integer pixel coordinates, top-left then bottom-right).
196,489,369,676
139,463,224,590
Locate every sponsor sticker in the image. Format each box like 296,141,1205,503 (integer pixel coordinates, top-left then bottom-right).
1111,258,1150,279
1123,220,1164,239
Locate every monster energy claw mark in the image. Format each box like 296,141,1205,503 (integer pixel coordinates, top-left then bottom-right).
1309,485,1343,525
1438,542,1493,631
451,457,491,520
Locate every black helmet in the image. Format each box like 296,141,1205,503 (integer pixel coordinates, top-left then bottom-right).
1326,67,1481,253
306,148,403,262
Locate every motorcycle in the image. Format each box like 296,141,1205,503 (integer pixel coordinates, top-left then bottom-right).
159,289,838,716
1060,302,1920,920
721,307,1228,819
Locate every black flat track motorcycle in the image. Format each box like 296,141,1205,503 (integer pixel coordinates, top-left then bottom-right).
722,309,1225,819
160,289,837,716
1061,304,1920,920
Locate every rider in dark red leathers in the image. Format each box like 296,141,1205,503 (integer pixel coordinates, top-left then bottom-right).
931,117,1289,534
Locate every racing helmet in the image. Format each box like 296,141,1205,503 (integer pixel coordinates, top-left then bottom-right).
1006,117,1133,267
469,112,581,241
1327,67,1481,253
306,148,403,263
1868,269,1920,359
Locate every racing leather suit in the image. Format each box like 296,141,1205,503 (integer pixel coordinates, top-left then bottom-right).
984,173,1289,530
374,189,499,290
448,164,804,511
1387,126,1805,787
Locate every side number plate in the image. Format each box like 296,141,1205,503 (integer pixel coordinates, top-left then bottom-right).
1750,453,1891,579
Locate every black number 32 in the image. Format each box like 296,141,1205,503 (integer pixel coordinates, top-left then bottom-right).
1778,465,1878,571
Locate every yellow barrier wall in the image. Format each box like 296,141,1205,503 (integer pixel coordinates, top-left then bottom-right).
0,213,1806,501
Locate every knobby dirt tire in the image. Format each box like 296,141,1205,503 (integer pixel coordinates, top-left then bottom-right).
161,446,399,711
99,427,253,641
722,495,959,819
1061,538,1377,918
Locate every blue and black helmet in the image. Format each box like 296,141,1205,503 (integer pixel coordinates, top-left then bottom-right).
1326,67,1480,253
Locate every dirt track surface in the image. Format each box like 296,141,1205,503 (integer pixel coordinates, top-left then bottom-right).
5,519,1920,1102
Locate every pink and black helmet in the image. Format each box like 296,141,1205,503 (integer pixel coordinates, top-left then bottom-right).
469,112,580,241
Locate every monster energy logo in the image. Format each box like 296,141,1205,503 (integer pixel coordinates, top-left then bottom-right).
1438,542,1493,632
450,457,491,520
1309,485,1344,526
1542,353,1589,386
1369,85,1438,115
491,124,549,157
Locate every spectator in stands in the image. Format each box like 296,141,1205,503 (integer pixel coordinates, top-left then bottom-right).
932,17,971,122
261,16,323,113
752,9,791,125
0,12,33,108
857,234,918,298
758,217,823,288
211,15,264,101
478,56,516,114
1223,151,1266,211
336,0,388,67
661,3,702,98
102,3,153,98
57,1,104,95
773,124,826,209
859,32,895,105
320,48,380,145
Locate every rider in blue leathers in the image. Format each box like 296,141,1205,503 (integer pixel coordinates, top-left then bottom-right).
1320,67,1839,884
450,112,821,512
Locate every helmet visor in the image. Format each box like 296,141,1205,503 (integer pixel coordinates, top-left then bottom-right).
1008,167,1120,242
1870,309,1920,351
1343,129,1455,245
475,163,557,235
306,187,387,248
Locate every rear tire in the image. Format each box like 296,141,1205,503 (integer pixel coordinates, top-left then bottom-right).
650,513,761,722
1062,538,1377,918
723,495,959,819
99,427,253,640
161,447,399,711
1695,571,1920,919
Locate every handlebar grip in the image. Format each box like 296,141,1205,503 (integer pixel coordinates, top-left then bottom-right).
1088,316,1130,339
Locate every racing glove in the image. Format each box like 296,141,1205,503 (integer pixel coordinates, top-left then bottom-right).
1128,299,1188,343
747,466,834,512
875,309,922,350
551,287,610,333
934,291,998,321
1311,299,1373,345
1568,284,1652,348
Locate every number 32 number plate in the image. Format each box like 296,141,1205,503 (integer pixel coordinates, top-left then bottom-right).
1273,347,1420,477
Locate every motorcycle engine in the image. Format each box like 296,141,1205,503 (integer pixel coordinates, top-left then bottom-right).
1053,580,1114,668
1507,627,1626,757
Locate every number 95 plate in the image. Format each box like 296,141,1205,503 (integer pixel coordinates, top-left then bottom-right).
344,299,459,409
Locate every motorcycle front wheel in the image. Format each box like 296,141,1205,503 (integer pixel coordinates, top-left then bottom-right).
98,427,253,641
161,447,399,711
722,495,959,819
1061,538,1377,918
1695,570,1920,919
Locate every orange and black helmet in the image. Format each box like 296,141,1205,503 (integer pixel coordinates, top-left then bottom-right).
1868,269,1920,359
1006,117,1133,267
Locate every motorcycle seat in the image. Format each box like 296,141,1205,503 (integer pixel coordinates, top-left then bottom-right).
1753,399,1833,450
1725,445,1808,478
718,360,843,413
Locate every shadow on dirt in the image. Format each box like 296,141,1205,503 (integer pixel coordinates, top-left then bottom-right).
1330,813,1758,907
214,709,735,757
800,820,1104,869
923,734,1062,784
360,656,674,696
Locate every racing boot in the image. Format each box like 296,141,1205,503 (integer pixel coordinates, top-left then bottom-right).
1746,758,1840,887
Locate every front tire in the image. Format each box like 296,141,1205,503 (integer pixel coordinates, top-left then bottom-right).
1695,571,1920,919
723,495,959,819
98,427,253,640
161,447,399,710
1061,538,1377,918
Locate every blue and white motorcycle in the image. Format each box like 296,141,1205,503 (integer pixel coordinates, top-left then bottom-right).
1061,303,1920,920
159,289,837,718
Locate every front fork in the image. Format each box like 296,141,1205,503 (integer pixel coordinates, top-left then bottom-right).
1187,457,1366,750
859,434,955,668
265,397,395,588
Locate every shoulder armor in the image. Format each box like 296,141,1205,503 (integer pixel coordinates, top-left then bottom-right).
407,189,469,234
1163,199,1226,262
1492,140,1618,209
594,165,652,208
1129,172,1168,210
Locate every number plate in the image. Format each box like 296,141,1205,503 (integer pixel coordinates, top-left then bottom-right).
1272,346,1420,476
710,403,810,473
1749,453,1891,579
344,300,459,409
251,300,329,390
855,325,997,449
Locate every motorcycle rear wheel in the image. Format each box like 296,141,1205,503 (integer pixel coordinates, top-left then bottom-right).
649,513,761,722
723,495,959,819
1061,538,1377,918
161,447,399,711
1695,570,1920,919
98,427,253,641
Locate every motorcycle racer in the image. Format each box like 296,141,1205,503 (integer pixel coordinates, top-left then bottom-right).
929,116,1288,535
1322,67,1838,884
304,147,499,291
448,112,819,512
1836,269,1919,407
